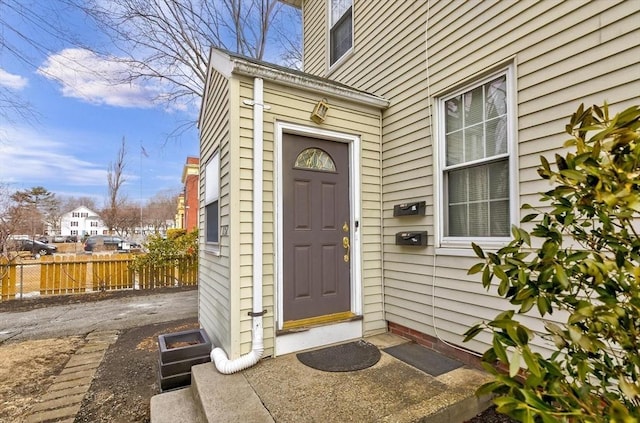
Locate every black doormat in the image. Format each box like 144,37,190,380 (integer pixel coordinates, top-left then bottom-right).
296,340,381,372
383,343,463,376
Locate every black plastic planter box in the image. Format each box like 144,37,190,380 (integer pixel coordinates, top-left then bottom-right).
158,328,211,391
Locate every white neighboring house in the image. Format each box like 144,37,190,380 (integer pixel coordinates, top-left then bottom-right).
57,206,108,239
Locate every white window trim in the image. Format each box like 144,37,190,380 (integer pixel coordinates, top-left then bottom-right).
434,64,518,253
326,0,354,72
204,152,220,254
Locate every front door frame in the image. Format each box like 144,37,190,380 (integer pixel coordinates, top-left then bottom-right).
275,121,362,351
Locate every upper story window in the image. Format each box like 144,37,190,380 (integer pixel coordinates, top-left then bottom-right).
71,221,79,227
330,0,353,66
438,67,515,245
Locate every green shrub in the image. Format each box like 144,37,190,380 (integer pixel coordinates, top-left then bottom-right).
131,229,198,271
464,104,640,422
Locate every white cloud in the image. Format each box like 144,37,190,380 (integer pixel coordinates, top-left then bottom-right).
0,68,28,90
0,124,171,204
0,125,108,189
37,48,159,108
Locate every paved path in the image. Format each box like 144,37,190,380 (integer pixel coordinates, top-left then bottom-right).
24,330,119,423
0,289,198,343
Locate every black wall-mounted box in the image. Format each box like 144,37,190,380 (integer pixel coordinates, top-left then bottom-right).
393,201,426,217
395,231,428,247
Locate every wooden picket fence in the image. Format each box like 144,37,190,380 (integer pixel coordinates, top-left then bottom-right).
0,254,198,300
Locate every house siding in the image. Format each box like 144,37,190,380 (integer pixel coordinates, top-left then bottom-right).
198,67,237,356
200,54,385,358
231,77,386,356
302,0,640,355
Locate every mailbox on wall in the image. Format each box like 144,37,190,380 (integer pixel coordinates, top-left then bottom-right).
395,231,428,247
393,201,426,217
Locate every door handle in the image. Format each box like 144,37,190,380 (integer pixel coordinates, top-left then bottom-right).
342,236,350,263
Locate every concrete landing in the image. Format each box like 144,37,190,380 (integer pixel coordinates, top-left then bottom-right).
150,333,492,423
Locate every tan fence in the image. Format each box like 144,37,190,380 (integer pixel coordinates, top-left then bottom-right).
0,254,198,301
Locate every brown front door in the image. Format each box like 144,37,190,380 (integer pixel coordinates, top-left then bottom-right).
283,134,351,322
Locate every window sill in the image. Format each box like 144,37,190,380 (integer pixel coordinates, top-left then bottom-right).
204,244,221,256
327,48,354,77
436,238,511,257
434,247,478,257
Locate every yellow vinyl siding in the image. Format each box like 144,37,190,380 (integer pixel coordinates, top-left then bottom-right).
198,68,234,353
302,0,326,75
300,0,639,356
205,73,385,357
260,81,386,340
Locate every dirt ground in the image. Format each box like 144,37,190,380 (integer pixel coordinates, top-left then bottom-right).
74,318,199,423
0,336,85,421
0,290,513,423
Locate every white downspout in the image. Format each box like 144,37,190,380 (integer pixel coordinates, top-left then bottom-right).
211,77,265,374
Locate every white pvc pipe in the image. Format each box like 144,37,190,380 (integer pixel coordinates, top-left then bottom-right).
211,78,265,374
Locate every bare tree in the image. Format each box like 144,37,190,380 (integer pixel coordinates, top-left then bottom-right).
75,0,301,110
102,137,128,234
143,189,179,233
59,196,99,213
118,203,143,237
0,182,17,257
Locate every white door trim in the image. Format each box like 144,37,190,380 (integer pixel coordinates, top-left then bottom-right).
274,121,362,355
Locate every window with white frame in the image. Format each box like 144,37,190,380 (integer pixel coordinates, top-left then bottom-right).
329,0,352,65
71,221,78,227
205,153,220,244
439,69,513,241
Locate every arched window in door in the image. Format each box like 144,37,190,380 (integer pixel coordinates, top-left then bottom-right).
294,148,336,172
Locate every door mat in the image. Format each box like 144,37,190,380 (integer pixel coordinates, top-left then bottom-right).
296,340,381,372
383,343,463,376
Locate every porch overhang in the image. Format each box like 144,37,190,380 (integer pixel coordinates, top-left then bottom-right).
278,0,302,9
204,48,389,115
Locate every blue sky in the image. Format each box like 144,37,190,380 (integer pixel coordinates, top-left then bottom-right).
0,1,202,206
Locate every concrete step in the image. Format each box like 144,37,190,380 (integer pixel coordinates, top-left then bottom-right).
191,363,274,423
150,387,198,423
150,363,274,423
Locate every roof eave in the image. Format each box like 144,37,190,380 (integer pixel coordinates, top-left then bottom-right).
278,0,302,9
230,56,389,109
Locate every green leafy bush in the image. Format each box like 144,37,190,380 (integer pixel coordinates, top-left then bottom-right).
131,229,198,271
464,104,640,422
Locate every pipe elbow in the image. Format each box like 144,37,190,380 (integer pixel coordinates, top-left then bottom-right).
211,347,263,375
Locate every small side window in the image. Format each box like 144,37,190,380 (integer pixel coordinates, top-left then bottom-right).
205,153,220,244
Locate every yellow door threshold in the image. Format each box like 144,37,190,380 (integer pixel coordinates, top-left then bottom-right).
279,312,361,334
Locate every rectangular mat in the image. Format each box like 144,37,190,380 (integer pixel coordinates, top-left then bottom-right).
383,343,463,376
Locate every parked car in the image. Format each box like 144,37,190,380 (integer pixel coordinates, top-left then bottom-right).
83,235,140,252
12,239,57,256
52,235,76,243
